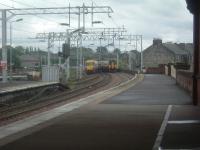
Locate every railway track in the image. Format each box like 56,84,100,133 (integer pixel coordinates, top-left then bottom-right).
0,73,112,123
0,73,134,125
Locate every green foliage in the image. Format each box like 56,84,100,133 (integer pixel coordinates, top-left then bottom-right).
113,48,121,55
6,46,24,69
96,46,109,60
96,46,108,54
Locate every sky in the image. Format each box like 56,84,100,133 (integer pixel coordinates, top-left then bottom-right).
0,0,193,53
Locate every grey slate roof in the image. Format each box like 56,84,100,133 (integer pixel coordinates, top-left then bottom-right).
163,43,188,55
184,43,193,55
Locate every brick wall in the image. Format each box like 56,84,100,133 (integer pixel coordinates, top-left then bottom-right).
145,64,165,74
176,70,193,95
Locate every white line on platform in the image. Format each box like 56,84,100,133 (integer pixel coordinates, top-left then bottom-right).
168,120,200,124
159,149,194,150
152,105,172,150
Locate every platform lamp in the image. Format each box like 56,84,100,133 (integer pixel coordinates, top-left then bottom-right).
10,18,23,81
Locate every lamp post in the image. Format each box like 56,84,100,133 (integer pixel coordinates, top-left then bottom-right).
9,18,23,81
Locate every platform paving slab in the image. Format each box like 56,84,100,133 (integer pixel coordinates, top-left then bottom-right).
0,81,59,94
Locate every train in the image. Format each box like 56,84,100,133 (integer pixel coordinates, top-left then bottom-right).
85,59,117,74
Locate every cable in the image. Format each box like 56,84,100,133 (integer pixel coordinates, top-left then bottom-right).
90,0,110,28
7,0,82,29
42,0,63,7
0,2,15,9
3,0,61,25
0,1,93,28
0,23,38,35
12,27,38,34
91,0,121,28
109,16,120,28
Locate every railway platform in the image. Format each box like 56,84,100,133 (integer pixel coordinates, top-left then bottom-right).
0,74,199,150
0,81,59,95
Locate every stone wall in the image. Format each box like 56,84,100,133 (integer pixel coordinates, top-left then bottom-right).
143,45,175,68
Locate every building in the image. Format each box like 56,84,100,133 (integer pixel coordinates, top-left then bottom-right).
20,52,59,69
19,54,40,69
143,39,193,68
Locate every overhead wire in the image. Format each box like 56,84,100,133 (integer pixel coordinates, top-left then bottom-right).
91,0,121,28
8,0,83,30
7,0,63,25
90,0,107,27
0,1,77,35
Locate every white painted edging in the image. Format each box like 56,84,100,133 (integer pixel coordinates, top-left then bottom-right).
0,74,138,140
153,105,173,150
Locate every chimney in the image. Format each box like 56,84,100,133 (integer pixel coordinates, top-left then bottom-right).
178,43,186,50
153,38,162,46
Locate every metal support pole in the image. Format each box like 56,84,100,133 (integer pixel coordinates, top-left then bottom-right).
79,3,85,79
47,34,51,67
76,40,79,79
136,35,138,51
80,36,83,79
100,38,102,61
91,2,94,27
140,35,143,72
66,57,70,80
68,3,70,27
66,31,70,80
58,39,61,68
76,7,80,79
128,52,131,71
118,38,121,69
10,22,13,81
83,3,85,32
117,53,119,69
2,10,7,83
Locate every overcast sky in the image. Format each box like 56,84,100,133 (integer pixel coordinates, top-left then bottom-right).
0,0,193,52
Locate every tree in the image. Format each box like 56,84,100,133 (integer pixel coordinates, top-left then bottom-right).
96,46,109,60
82,48,95,60
15,46,25,55
113,48,121,55
96,46,108,54
6,46,22,69
25,47,29,54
